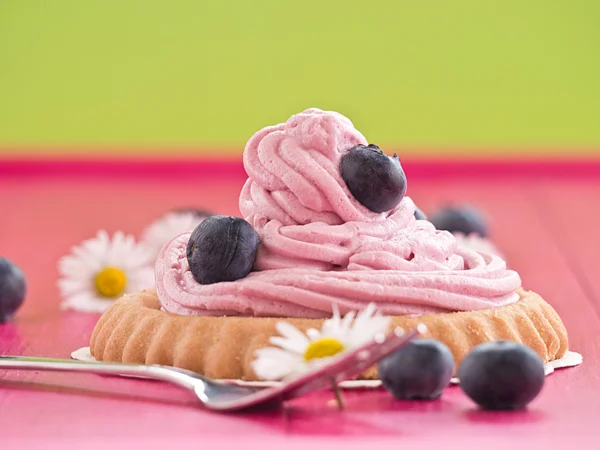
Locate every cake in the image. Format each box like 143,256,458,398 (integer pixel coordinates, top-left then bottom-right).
89,108,568,381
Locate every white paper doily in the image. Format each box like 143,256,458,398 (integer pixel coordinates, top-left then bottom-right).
71,347,582,389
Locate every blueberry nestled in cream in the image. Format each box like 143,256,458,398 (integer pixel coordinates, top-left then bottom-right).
458,341,545,410
0,257,27,323
378,339,455,400
186,216,259,285
430,205,488,237
341,144,407,213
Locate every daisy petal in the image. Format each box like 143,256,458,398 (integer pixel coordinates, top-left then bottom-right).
275,322,310,347
340,310,356,333
306,328,321,341
269,336,307,355
252,347,305,381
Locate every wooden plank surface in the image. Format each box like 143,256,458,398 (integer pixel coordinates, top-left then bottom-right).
0,165,599,449
527,180,600,307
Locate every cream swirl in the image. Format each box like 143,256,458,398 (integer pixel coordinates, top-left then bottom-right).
156,108,522,317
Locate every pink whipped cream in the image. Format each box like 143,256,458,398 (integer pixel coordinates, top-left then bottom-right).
155,108,522,318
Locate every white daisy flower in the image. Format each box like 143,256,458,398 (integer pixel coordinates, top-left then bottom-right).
252,303,392,381
140,210,209,259
58,230,155,313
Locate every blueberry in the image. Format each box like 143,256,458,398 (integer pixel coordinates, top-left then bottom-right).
341,144,407,213
0,257,27,323
429,205,488,237
186,215,260,285
458,341,545,410
414,205,427,220
378,339,455,400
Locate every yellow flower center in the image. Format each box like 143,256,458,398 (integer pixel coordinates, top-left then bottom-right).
303,337,345,361
94,267,127,298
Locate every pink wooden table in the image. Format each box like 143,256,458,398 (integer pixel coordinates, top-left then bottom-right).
1,158,599,449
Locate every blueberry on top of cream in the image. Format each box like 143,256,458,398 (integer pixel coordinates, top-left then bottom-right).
341,144,407,213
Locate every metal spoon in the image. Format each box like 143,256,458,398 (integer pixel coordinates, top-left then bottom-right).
0,325,424,412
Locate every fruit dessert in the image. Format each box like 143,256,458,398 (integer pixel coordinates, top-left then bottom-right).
90,108,568,381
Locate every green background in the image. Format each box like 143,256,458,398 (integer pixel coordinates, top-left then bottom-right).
1,0,599,156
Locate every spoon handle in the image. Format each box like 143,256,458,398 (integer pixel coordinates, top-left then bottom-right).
0,355,196,389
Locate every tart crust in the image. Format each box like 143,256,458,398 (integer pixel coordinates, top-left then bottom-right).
90,288,568,381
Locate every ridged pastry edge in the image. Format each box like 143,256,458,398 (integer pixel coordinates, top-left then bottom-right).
90,288,569,381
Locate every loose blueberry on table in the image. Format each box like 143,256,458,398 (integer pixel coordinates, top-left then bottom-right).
341,144,407,213
186,215,260,285
0,257,27,323
378,339,455,400
429,205,488,237
458,341,546,410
